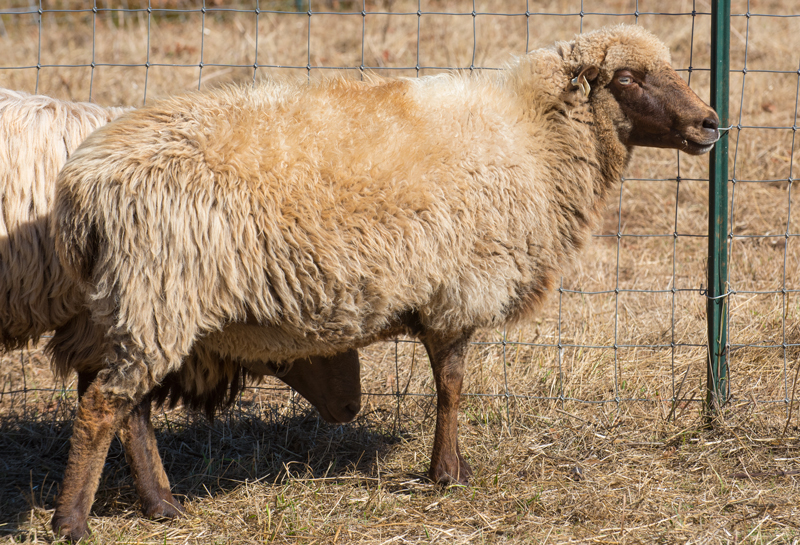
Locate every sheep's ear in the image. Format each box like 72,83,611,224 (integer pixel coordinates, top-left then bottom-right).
570,66,599,97
553,41,575,60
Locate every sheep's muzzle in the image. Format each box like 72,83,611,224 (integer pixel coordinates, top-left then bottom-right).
608,65,720,156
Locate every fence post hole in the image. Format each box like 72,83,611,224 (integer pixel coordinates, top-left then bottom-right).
706,0,731,416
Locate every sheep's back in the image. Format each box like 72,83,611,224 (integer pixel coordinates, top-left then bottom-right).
55,78,576,371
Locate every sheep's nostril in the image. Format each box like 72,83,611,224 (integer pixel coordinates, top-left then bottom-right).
346,401,361,416
702,116,719,131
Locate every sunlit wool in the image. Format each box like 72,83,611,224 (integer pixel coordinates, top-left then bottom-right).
51,24,724,540
0,88,358,416
0,88,126,364
1,88,361,530
56,26,681,398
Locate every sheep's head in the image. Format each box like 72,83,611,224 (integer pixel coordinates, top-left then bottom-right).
563,24,719,155
277,350,362,424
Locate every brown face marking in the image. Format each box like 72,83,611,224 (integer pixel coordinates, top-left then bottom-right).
608,66,719,155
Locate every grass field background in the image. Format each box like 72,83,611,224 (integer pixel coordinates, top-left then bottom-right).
2,1,800,543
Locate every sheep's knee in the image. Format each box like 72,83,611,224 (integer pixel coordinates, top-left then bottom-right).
98,339,162,399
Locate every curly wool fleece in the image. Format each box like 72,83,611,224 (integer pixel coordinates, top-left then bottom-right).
55,25,677,396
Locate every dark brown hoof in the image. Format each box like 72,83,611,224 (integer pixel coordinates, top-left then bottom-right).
142,496,185,519
429,457,472,486
52,512,90,542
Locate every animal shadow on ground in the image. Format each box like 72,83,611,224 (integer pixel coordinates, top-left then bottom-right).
0,395,404,539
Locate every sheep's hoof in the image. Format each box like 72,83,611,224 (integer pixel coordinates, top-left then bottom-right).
143,496,185,519
51,513,90,543
429,456,472,486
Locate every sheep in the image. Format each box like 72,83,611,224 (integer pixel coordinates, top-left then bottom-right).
0,88,362,527
0,88,126,349
52,24,719,540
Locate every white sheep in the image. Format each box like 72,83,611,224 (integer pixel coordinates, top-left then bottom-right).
52,24,719,540
0,88,124,347
0,87,361,525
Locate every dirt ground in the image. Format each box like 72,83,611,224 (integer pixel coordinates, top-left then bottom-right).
2,1,800,543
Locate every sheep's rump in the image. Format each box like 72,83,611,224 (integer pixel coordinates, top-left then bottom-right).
56,77,583,383
0,89,264,417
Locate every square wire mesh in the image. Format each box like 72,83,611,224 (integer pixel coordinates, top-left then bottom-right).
0,1,791,422
726,1,800,410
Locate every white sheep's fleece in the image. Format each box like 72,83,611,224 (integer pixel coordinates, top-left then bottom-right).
54,25,684,397
0,89,126,347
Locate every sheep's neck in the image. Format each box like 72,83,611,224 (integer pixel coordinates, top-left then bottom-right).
513,81,634,328
507,55,629,234
540,88,630,253
586,93,632,199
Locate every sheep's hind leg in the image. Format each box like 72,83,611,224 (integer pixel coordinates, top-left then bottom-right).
119,395,184,519
77,370,182,519
52,374,137,541
421,329,474,486
53,340,159,542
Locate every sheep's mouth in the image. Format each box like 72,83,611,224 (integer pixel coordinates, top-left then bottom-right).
680,136,717,155
318,401,361,424
672,128,719,155
626,130,718,155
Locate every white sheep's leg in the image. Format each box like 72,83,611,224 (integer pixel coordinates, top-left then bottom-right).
421,329,475,485
53,352,155,542
118,395,184,519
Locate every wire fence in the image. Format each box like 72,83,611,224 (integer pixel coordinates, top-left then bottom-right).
0,0,797,423
726,3,800,410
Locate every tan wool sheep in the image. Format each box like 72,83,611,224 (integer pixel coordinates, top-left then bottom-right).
52,24,719,540
0,88,361,526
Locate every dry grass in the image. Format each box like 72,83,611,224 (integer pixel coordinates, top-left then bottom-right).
2,1,800,543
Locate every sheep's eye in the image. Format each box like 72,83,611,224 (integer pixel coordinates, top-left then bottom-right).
617,75,633,85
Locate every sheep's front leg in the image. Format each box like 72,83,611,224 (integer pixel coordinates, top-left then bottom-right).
52,376,136,541
421,329,474,485
118,395,184,519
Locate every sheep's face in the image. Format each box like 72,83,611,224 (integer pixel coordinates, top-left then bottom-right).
605,64,720,155
278,350,362,424
566,24,719,156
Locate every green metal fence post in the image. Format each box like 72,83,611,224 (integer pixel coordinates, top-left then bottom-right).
707,0,730,415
